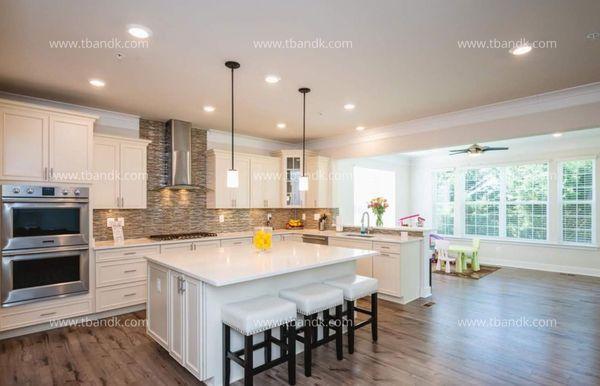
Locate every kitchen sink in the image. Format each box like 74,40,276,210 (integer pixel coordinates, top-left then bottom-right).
344,233,375,238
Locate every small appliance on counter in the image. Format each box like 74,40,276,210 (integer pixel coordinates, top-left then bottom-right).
1,184,90,307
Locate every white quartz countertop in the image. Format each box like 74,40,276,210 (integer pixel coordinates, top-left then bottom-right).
144,241,378,287
93,229,423,250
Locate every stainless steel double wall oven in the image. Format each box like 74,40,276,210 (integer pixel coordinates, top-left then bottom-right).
1,185,90,307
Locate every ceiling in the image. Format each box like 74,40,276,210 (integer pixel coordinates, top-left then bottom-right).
1,0,599,142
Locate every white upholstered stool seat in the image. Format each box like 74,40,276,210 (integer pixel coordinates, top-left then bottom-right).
221,295,297,336
279,283,343,315
323,275,379,301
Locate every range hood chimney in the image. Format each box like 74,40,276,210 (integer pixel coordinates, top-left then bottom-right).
165,119,201,190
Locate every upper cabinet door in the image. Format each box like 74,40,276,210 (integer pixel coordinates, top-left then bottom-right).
49,115,93,182
93,138,120,209
0,107,48,181
251,156,281,208
120,143,147,209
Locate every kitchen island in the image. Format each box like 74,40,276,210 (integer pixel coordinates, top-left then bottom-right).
144,241,378,385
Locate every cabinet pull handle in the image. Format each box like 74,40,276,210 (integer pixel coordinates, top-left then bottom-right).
40,312,57,317
124,252,136,255
49,168,54,180
123,292,137,297
380,246,389,249
44,167,48,180
124,269,137,273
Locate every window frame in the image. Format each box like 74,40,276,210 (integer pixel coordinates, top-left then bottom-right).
558,158,597,246
432,168,456,236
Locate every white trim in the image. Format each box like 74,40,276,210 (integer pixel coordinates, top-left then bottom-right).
0,92,140,132
308,82,600,151
480,257,600,278
207,128,298,152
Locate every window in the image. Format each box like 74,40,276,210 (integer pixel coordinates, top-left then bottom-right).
433,170,455,235
561,159,594,244
464,168,500,237
353,167,396,227
505,163,548,240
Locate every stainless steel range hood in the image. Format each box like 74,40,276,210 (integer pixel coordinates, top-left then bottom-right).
164,119,203,190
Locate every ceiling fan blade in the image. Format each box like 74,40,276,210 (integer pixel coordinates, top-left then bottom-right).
482,147,509,152
449,150,469,155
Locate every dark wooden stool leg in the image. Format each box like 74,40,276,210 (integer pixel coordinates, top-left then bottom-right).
287,322,296,385
303,315,312,377
323,309,330,341
371,293,378,342
264,329,272,363
223,324,231,386
335,305,343,360
280,325,287,357
346,300,355,354
244,335,253,386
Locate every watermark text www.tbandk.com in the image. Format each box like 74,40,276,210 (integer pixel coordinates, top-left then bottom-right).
253,37,352,49
458,317,557,329
49,38,149,50
457,38,557,50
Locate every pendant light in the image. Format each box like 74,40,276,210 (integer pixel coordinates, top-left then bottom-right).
225,61,240,188
298,87,310,192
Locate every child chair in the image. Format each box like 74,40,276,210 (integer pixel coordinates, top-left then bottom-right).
434,239,454,273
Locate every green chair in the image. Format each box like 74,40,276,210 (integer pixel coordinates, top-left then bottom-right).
448,238,480,272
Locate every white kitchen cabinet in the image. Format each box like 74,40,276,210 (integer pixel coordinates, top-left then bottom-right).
250,155,281,208
155,265,204,377
92,134,150,209
147,264,169,349
273,150,306,207
161,240,221,254
373,252,401,296
169,270,185,364
49,115,93,182
305,156,331,208
206,149,250,208
0,100,96,182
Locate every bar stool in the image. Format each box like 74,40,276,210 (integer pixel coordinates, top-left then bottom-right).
323,275,379,354
222,295,297,386
279,283,344,377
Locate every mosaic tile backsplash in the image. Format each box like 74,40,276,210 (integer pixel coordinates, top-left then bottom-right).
93,119,337,241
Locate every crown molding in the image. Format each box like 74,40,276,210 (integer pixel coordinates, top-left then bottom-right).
207,128,299,152
0,91,139,131
308,82,600,151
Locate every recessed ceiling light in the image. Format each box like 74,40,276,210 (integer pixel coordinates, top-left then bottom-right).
265,75,281,84
553,132,563,138
127,24,152,39
203,105,215,112
355,126,365,131
89,79,105,87
276,123,286,129
509,44,532,56
344,103,355,110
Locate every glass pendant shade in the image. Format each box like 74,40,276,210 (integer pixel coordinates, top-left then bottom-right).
299,175,309,192
227,169,239,188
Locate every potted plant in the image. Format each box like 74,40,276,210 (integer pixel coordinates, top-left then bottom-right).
368,197,388,227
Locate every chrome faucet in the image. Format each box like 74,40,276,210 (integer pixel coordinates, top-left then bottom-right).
360,211,370,234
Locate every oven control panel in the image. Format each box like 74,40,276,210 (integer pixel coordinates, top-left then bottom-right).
1,185,89,199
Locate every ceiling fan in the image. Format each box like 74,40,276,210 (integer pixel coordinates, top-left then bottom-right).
449,143,509,156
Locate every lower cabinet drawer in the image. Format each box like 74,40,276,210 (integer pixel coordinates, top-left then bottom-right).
96,259,147,287
372,253,401,297
220,237,252,247
0,299,92,331
96,282,147,312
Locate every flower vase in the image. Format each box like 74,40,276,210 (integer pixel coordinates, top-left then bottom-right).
375,213,383,227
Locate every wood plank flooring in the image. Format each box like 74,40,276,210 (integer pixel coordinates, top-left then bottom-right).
1,267,599,385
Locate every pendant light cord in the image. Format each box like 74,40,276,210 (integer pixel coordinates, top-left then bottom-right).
302,91,306,177
230,67,235,170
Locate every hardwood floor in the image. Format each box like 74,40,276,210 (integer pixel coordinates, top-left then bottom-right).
1,267,599,385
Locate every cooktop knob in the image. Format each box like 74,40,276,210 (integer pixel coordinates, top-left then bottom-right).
62,189,69,196
26,188,34,194
74,189,81,196
12,187,21,194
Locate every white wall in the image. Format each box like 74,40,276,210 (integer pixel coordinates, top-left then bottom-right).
410,132,600,276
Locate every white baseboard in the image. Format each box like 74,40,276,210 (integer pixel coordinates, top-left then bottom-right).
0,304,146,340
480,258,600,277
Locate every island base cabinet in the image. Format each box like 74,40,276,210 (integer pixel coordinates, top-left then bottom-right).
373,253,401,297
147,264,205,380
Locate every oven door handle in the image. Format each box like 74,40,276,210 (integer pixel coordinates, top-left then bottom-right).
2,246,89,257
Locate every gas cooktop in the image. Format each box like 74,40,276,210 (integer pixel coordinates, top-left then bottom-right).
149,232,218,241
